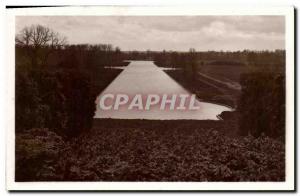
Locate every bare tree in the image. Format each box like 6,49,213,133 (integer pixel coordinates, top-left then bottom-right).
16,24,67,68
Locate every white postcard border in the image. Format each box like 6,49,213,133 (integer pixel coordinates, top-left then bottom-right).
5,6,295,191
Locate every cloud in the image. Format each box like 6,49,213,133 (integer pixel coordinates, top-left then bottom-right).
15,16,285,51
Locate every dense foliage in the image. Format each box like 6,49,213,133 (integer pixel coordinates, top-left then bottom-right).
16,69,96,137
22,120,283,181
238,72,285,138
15,25,127,180
15,128,65,181
16,120,284,181
15,25,125,137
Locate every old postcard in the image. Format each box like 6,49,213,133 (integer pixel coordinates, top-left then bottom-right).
6,6,295,191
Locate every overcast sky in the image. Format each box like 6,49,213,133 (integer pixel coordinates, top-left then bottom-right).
16,16,285,51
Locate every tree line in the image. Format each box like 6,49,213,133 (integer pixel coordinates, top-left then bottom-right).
15,25,125,138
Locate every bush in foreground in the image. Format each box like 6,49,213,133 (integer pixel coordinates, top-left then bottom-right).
53,120,285,181
15,128,66,181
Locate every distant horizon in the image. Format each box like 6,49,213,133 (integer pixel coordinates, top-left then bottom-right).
120,49,285,52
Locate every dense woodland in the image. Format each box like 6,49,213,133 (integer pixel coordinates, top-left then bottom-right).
15,25,126,137
15,25,286,181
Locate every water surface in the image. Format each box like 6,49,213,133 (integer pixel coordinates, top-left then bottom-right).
95,61,232,120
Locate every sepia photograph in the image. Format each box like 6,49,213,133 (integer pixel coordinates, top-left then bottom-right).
5,6,295,191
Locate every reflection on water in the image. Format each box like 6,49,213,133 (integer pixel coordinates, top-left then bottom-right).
95,61,232,120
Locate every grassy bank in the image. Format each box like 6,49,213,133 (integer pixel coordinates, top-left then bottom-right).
164,70,239,108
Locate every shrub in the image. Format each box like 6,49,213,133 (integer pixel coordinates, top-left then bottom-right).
15,128,65,181
238,72,285,138
15,69,96,138
59,70,96,137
